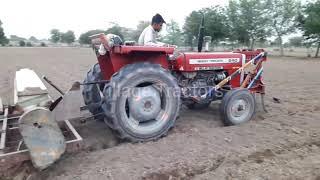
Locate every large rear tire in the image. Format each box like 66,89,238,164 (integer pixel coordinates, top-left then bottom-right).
102,63,181,142
82,63,104,120
220,89,255,126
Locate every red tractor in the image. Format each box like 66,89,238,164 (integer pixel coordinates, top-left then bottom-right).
82,33,267,142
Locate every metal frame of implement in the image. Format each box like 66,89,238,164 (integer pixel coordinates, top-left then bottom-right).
202,52,266,99
0,107,83,171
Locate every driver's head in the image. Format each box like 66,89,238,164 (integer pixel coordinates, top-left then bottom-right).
151,14,166,32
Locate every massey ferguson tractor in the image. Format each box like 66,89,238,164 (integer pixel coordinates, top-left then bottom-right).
0,21,267,172
82,31,267,142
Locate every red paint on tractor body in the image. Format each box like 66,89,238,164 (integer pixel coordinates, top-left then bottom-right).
97,49,170,80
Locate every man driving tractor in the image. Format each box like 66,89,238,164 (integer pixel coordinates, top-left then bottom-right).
138,13,168,46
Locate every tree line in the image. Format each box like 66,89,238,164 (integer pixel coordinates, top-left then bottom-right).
0,0,319,57
183,0,319,57
50,29,76,44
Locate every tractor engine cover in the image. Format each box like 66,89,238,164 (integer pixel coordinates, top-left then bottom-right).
173,52,246,88
174,52,245,72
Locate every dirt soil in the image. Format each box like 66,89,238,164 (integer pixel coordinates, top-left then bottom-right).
1,47,320,180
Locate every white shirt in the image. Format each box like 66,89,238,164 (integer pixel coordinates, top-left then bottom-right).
138,25,165,46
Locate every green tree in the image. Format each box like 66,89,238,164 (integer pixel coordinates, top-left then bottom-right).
120,21,150,42
268,0,301,56
298,0,320,57
130,21,150,41
183,11,202,46
29,36,39,42
289,36,304,47
227,0,271,49
183,6,231,47
50,29,61,43
40,42,47,47
121,27,136,41
203,6,230,43
0,20,9,46
19,40,26,47
105,23,124,40
61,30,75,44
163,20,183,46
10,35,26,41
79,29,105,44
79,23,144,44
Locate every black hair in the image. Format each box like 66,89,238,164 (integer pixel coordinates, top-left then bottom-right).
151,14,166,25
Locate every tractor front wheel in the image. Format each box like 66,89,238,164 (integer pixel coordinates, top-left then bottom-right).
102,63,181,142
220,89,255,126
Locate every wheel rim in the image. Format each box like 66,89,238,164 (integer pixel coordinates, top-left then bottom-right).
229,98,251,123
119,80,171,135
128,86,161,122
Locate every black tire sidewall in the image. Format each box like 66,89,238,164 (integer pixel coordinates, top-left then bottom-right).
82,63,104,119
106,63,181,141
221,89,255,126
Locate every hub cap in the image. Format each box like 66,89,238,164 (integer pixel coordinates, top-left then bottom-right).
120,82,170,135
230,99,250,123
128,86,161,122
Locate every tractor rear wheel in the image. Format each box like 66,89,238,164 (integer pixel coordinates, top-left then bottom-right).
102,63,181,142
220,89,255,126
82,63,105,120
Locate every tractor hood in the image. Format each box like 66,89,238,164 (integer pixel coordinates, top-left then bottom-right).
174,52,246,71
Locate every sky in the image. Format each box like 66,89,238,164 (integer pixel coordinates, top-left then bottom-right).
0,0,228,39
